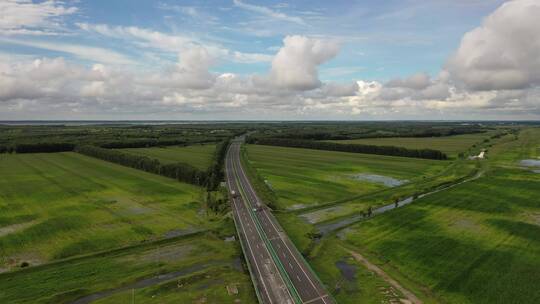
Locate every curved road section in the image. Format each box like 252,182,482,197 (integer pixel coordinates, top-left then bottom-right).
226,138,333,304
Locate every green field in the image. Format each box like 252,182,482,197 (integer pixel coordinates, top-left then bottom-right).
120,144,216,170
0,233,256,304
245,144,449,210
0,152,209,271
327,128,540,303
327,132,493,158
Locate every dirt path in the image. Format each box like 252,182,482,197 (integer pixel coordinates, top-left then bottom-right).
344,247,423,304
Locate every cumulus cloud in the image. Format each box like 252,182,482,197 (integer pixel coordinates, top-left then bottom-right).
446,0,540,91
269,35,340,90
3,0,540,120
386,72,431,90
0,0,77,35
144,46,217,90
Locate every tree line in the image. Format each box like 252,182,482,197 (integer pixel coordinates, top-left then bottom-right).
0,142,75,154
206,138,231,190
259,126,485,141
247,137,448,160
0,138,221,154
75,145,208,186
99,139,187,149
75,137,232,189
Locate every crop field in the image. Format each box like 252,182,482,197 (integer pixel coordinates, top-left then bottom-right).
245,144,449,210
0,233,256,304
332,129,540,303
0,152,208,271
327,132,493,158
120,144,216,170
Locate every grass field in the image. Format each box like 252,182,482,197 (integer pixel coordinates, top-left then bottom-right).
245,144,449,210
0,233,256,304
0,152,209,271
327,132,493,158
120,144,216,170
329,128,540,303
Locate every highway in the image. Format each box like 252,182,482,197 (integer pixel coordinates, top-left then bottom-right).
226,138,333,304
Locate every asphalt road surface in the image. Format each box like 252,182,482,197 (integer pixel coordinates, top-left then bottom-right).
225,138,333,304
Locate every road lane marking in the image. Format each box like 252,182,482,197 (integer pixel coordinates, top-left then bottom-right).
225,152,275,304
226,146,295,304
234,144,332,304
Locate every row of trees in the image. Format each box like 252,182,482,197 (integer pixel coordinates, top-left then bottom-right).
76,137,232,188
247,137,448,160
75,145,208,186
0,142,75,154
259,126,485,141
206,138,231,190
99,139,187,149
0,138,221,154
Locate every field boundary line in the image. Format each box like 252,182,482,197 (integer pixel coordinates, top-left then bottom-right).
0,230,207,278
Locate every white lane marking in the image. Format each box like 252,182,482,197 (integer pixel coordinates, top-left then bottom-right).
304,295,332,304
226,145,294,303
234,146,331,304
224,151,275,304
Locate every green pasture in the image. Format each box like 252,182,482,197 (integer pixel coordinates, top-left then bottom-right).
327,132,492,158
300,159,479,225
0,233,254,304
120,144,216,170
0,152,208,270
245,144,449,210
310,238,410,304
334,129,540,303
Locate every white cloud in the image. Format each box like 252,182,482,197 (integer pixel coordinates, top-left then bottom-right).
386,72,431,90
0,0,77,35
2,1,540,120
269,35,340,90
446,0,540,91
0,37,135,65
77,23,273,64
233,0,305,25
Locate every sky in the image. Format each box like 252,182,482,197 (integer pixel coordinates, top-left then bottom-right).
0,0,539,120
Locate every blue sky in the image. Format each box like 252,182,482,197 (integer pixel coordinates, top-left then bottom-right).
1,0,506,81
0,0,538,120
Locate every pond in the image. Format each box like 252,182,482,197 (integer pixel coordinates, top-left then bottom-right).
520,159,540,167
335,260,357,282
350,173,408,187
